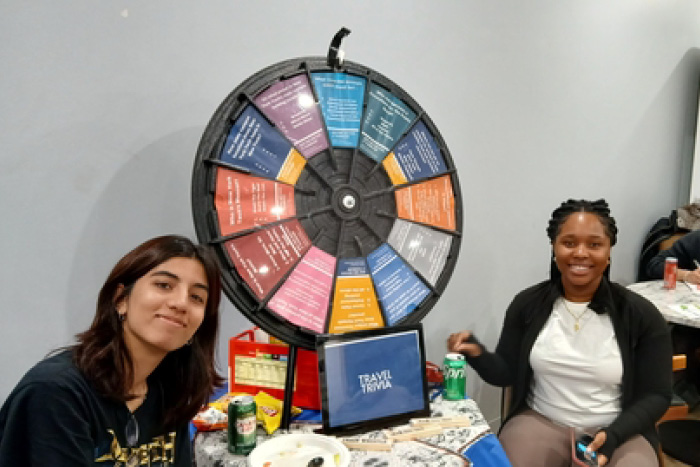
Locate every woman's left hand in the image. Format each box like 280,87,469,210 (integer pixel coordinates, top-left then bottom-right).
587,431,608,466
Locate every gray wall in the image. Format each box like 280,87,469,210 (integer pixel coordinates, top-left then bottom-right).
2,1,700,427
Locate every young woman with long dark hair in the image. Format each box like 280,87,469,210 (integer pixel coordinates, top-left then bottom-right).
0,235,223,466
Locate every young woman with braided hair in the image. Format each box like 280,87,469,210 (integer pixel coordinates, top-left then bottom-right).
448,199,672,466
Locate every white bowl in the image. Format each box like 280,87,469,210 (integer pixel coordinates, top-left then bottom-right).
247,433,350,467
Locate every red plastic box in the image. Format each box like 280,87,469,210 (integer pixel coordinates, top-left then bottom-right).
228,328,321,410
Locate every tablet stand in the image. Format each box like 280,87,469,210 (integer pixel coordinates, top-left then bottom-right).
280,343,298,429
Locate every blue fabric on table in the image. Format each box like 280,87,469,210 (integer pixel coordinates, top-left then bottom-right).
292,410,321,422
211,385,228,400
463,433,512,466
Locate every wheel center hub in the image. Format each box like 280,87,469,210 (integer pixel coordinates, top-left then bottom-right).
332,185,363,219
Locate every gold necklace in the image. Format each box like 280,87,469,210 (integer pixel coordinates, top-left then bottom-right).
562,299,589,332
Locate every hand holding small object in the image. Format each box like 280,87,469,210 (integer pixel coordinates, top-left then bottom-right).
681,262,700,285
586,431,608,466
447,331,481,357
689,260,700,286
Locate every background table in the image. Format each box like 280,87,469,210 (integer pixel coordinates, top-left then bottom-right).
627,280,700,328
628,280,700,466
194,397,511,466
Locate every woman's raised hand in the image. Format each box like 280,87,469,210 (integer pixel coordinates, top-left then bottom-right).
447,331,482,357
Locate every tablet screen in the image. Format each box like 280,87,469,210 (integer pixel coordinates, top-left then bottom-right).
316,324,430,434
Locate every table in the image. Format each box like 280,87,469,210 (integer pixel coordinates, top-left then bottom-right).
628,282,700,467
627,280,700,328
194,396,511,466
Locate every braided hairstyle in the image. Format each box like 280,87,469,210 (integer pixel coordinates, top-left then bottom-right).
546,199,618,280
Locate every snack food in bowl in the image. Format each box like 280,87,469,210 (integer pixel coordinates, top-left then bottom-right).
247,433,350,467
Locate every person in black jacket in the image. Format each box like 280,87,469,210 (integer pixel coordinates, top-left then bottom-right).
448,199,672,467
0,235,223,466
645,229,700,284
645,228,700,397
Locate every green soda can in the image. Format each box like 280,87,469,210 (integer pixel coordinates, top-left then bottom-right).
443,353,467,400
227,395,257,455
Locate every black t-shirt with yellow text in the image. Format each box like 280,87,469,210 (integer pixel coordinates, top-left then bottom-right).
0,350,191,466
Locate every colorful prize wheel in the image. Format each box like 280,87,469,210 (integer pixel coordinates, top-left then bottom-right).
192,36,463,350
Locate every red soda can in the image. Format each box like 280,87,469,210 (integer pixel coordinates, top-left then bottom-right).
664,257,677,289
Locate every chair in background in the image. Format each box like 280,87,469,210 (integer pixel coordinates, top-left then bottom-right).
636,210,687,282
658,420,700,466
499,386,512,426
658,354,700,466
658,233,689,253
659,355,689,423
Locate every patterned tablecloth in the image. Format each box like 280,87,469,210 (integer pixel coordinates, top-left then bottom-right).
194,397,511,466
628,280,700,328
